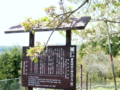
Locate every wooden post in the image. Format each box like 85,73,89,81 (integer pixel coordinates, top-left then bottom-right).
28,32,35,90
89,78,91,90
86,73,88,90
29,32,34,47
66,30,71,46
66,30,76,90
80,65,82,90
28,87,33,90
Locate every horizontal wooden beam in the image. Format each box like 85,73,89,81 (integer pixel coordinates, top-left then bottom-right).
5,16,91,34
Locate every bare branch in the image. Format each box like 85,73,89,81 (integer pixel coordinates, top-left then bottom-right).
45,16,58,27
91,19,120,23
84,31,120,43
44,0,88,48
57,0,88,16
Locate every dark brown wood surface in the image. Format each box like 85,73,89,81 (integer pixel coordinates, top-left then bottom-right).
22,46,76,90
5,16,91,34
66,30,71,46
27,31,34,90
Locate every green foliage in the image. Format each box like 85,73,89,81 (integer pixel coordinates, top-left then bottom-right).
26,42,44,63
68,6,73,11
40,16,50,22
100,35,120,57
0,46,22,80
113,1,120,7
21,0,75,33
79,43,87,58
79,35,120,83
0,46,22,90
79,35,120,58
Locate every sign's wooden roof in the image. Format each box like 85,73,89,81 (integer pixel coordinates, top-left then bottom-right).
5,16,91,34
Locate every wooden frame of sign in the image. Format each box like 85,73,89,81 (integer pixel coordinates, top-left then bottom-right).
4,16,91,90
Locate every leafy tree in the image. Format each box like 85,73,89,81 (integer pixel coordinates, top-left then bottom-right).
79,35,120,58
0,46,22,79
101,35,120,57
83,51,110,83
20,0,120,60
0,46,22,90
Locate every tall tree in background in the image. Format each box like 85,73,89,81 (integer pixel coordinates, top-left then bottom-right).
0,46,22,79
83,51,110,83
0,46,22,90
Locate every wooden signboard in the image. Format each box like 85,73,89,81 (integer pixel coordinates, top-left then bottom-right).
22,46,76,90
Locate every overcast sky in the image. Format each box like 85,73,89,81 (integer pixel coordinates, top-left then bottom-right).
0,0,69,46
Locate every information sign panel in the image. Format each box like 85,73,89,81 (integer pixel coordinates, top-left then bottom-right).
22,46,76,89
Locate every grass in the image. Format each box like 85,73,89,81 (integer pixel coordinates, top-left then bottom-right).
77,78,120,90
89,87,120,90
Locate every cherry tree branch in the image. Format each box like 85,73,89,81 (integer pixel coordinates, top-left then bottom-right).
91,19,120,23
44,0,88,48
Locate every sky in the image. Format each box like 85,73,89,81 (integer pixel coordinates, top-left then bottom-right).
0,0,69,46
